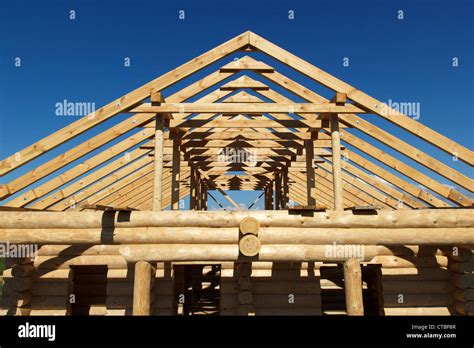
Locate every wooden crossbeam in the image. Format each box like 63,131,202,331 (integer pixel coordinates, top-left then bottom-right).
220,56,274,72
81,204,137,211
219,75,269,90
222,91,266,103
169,118,330,129
180,131,314,140
131,102,367,114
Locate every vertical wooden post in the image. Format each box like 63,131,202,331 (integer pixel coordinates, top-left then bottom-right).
344,257,364,316
190,166,196,210
133,261,153,315
200,181,204,210
274,172,281,210
331,93,346,211
331,114,344,211
264,186,269,210
171,137,181,210
195,175,201,210
202,185,207,210
305,139,316,206
267,182,274,210
151,91,164,212
282,166,289,209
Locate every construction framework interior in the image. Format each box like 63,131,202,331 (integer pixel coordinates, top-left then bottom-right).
0,31,473,316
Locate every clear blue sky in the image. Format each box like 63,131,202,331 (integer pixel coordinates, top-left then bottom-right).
0,0,472,209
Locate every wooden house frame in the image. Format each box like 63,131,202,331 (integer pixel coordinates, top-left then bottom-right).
0,31,472,316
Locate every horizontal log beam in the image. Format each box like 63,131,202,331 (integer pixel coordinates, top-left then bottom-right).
0,209,471,229
0,227,472,245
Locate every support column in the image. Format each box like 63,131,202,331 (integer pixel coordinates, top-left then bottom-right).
190,166,196,210
171,137,181,210
274,172,281,210
343,258,364,316
305,139,316,206
133,261,154,315
151,91,165,212
264,186,270,210
331,113,344,211
195,175,201,210
201,185,208,210
281,166,289,209
267,183,274,210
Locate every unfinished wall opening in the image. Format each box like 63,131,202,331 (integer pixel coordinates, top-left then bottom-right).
320,264,383,315
69,265,108,316
173,264,221,315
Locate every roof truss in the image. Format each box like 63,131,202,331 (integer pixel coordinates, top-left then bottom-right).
1,31,472,211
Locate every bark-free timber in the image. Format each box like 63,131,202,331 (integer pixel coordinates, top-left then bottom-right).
344,258,364,315
1,209,471,229
2,227,472,245
132,261,154,315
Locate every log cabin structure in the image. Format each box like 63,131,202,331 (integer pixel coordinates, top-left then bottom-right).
0,31,473,316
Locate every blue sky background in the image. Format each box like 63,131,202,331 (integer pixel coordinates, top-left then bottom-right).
0,0,472,209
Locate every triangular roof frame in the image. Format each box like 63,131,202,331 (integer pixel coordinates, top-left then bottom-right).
0,31,472,211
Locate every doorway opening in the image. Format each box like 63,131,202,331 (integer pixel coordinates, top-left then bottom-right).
173,264,221,315
69,265,108,315
320,263,384,315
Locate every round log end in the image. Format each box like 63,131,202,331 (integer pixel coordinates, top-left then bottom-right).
239,217,260,235
236,263,252,277
238,276,252,290
239,235,261,257
238,290,253,304
238,304,255,315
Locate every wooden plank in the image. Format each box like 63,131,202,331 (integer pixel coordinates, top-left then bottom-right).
180,139,323,148
219,75,270,90
222,91,266,103
288,205,327,212
132,102,367,114
170,118,329,129
220,56,274,72
181,131,313,140
81,204,136,211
